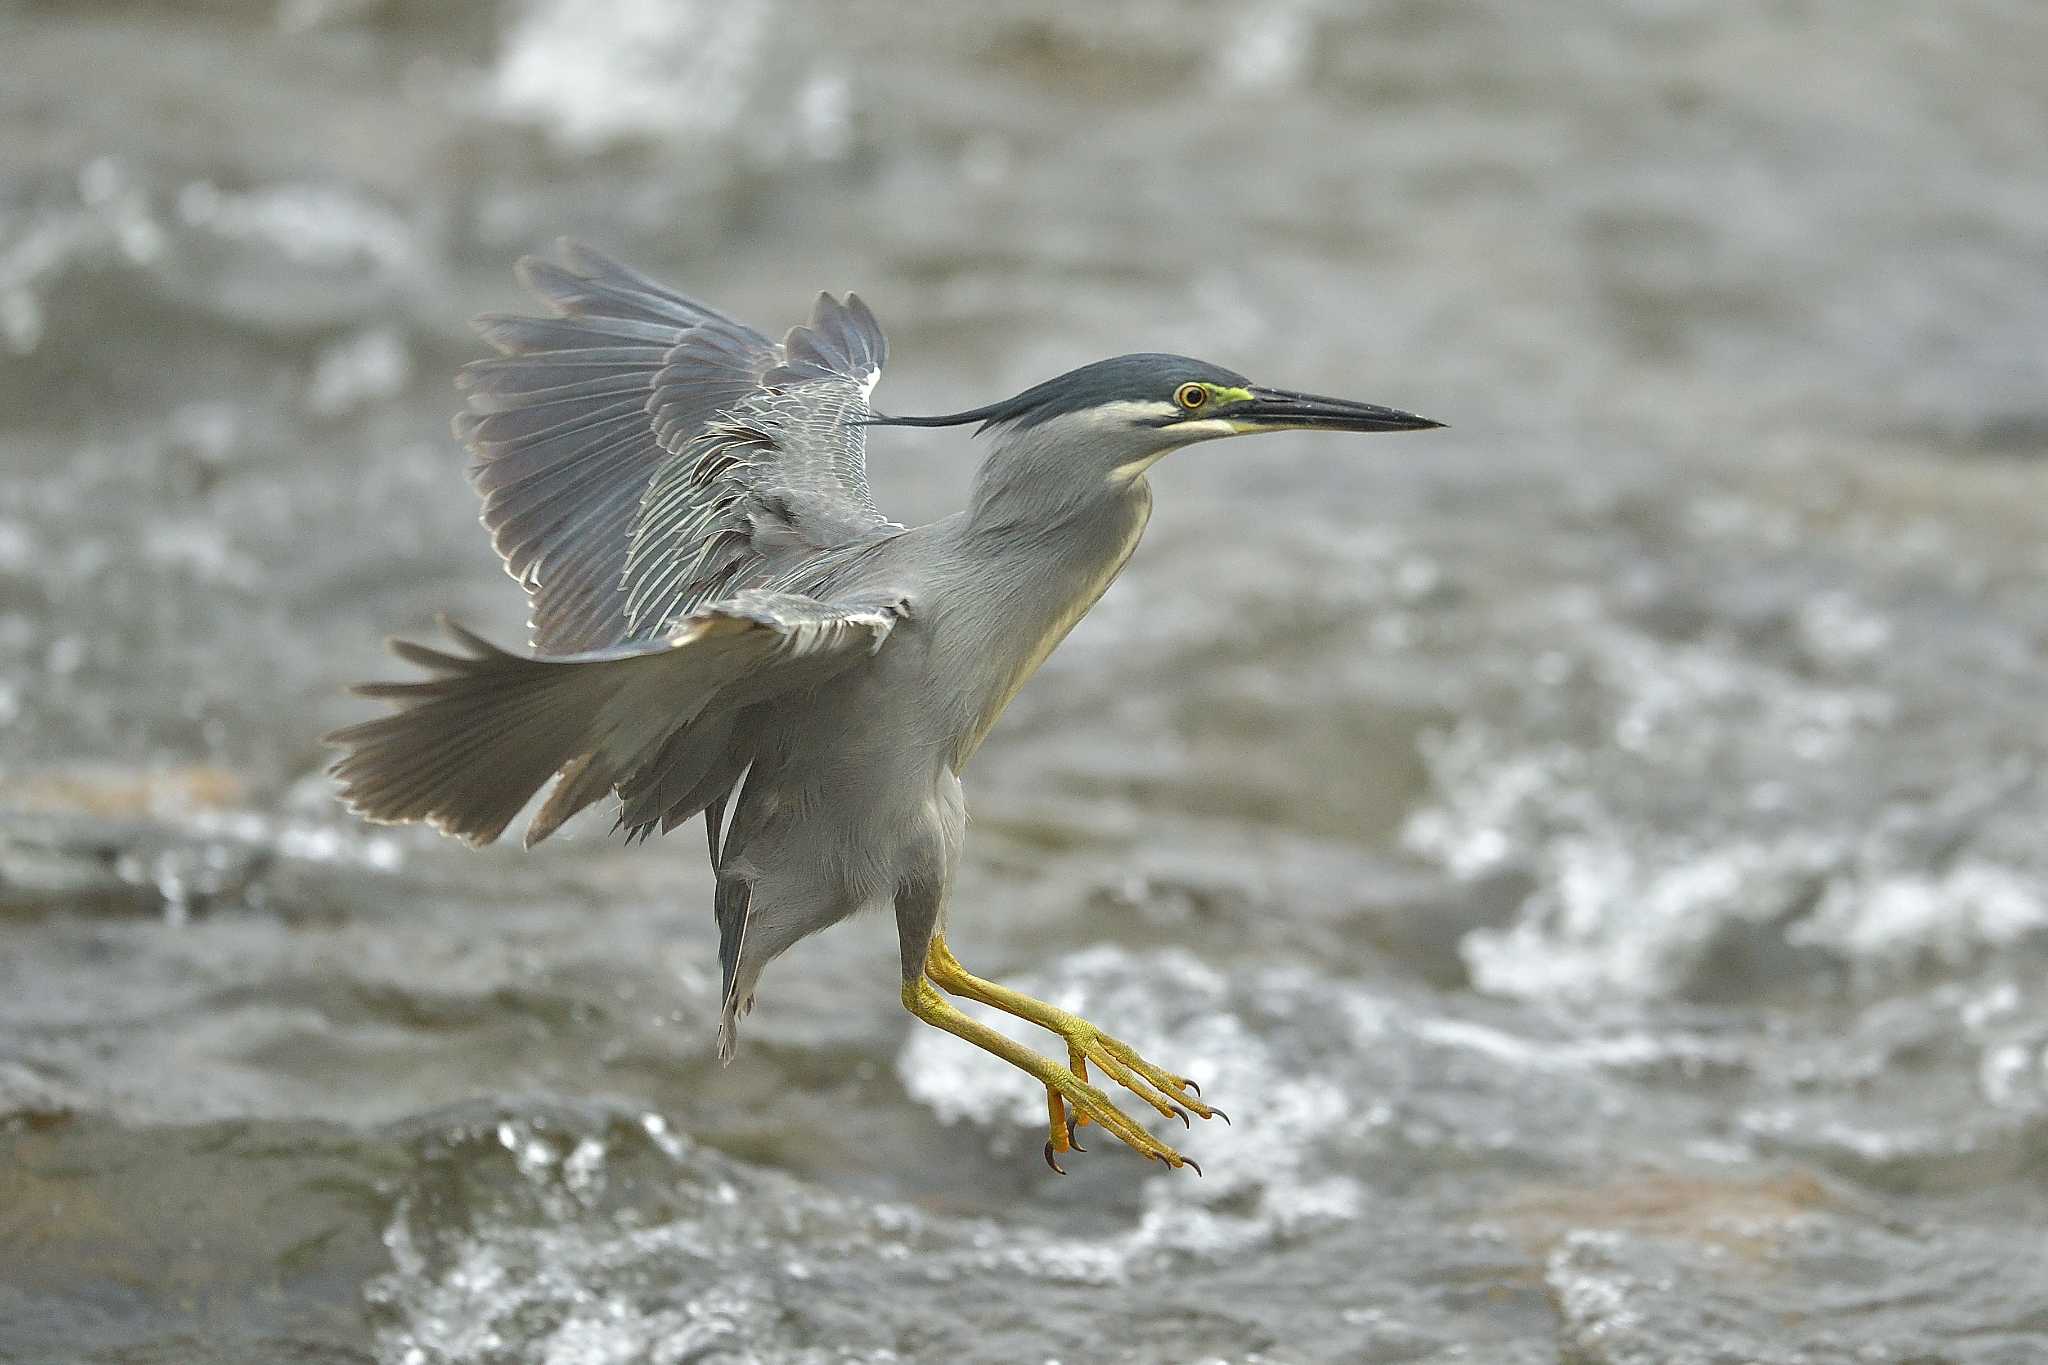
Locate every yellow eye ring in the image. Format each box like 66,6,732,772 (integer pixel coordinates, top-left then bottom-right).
1174,383,1208,411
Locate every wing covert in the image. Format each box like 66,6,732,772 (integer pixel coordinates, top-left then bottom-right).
620,291,899,639
454,242,897,656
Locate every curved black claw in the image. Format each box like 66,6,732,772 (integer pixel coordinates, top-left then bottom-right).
1043,1140,1067,1176
1182,1156,1203,1177
1066,1116,1086,1153
1210,1107,1231,1126
1184,1078,1201,1097
1170,1106,1191,1129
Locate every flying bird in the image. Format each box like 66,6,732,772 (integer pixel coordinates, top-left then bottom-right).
326,243,1439,1173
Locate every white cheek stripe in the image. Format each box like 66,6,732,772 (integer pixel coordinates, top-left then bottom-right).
1106,416,1242,482
1122,450,1171,482
1109,449,1175,482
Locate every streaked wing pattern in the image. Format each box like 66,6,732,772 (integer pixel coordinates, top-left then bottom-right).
454,242,896,655
621,291,898,638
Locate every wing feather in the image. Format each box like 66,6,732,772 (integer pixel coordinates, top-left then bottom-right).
325,591,906,847
618,292,898,638
452,242,898,655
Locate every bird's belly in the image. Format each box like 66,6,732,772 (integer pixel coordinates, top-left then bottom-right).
730,732,963,908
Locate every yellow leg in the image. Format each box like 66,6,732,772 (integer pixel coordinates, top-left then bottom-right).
902,978,1194,1174
922,935,1225,1153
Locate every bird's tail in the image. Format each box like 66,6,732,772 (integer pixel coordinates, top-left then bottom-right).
323,621,640,848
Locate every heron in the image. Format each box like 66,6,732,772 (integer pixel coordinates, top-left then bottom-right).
326,243,1440,1174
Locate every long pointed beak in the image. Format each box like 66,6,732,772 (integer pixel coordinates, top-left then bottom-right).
1229,386,1443,433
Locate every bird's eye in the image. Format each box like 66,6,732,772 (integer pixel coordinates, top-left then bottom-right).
1174,383,1208,411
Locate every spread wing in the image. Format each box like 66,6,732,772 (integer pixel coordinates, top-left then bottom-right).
619,288,896,639
456,241,898,655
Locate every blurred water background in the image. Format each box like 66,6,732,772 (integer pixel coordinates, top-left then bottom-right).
3,1,2047,1361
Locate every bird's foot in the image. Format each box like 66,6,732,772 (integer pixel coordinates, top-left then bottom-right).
1040,1063,1196,1175
920,935,1222,1172
902,977,1196,1173
1050,1023,1221,1131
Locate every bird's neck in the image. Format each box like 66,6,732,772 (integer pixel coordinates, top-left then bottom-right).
942,463,1155,771
965,417,1138,535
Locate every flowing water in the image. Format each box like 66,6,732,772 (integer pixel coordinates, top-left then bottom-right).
3,2,2047,1361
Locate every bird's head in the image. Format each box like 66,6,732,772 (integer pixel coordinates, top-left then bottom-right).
874,352,1440,482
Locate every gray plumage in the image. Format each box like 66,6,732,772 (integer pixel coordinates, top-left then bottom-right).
328,243,1439,1067
458,242,895,655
